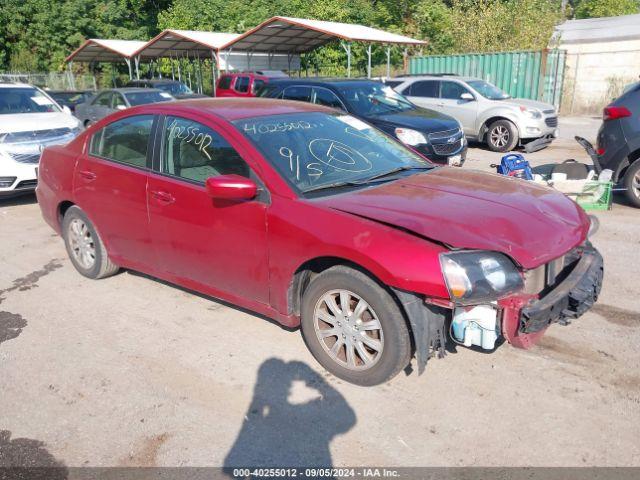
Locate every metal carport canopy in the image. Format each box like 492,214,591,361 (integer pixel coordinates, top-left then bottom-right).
65,39,147,63
220,16,426,78
130,29,241,95
222,16,426,53
132,30,240,59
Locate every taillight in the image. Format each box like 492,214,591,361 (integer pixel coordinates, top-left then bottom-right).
603,105,632,121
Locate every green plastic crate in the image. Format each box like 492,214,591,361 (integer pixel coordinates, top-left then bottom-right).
574,180,613,211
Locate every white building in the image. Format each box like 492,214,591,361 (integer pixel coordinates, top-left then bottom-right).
553,13,640,114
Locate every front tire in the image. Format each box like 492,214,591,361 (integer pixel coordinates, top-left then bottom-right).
62,206,119,279
300,266,411,386
486,119,519,152
623,160,640,208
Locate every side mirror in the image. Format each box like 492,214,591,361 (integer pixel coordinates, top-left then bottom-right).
116,104,127,111
460,92,475,101
205,175,257,201
62,105,72,115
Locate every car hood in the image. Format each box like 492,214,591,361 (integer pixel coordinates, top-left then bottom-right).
0,112,80,134
499,97,555,112
368,107,459,133
315,168,588,269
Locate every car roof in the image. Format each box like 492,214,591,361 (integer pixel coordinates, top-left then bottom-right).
104,88,165,94
266,78,382,88
128,97,333,121
132,79,180,84
395,74,479,82
48,89,92,93
0,83,37,89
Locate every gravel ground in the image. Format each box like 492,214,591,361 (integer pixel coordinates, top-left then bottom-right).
0,116,638,469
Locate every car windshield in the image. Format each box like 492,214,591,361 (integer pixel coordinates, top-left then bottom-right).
156,82,193,95
0,87,61,114
125,91,173,106
337,83,414,116
467,80,511,100
234,112,433,195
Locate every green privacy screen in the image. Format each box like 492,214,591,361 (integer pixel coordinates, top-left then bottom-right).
409,50,566,108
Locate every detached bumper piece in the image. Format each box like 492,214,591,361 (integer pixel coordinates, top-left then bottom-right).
523,134,554,153
520,246,603,333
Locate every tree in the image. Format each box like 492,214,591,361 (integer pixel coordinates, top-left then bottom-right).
574,0,640,19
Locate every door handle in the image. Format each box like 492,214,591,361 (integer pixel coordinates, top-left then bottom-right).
150,190,175,204
78,170,96,181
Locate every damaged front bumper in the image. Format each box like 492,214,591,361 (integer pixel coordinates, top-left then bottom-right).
519,245,603,333
394,245,604,374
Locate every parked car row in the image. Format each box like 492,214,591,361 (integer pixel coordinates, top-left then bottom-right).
33,96,604,385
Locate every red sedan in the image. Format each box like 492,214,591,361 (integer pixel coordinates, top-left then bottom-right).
36,98,603,386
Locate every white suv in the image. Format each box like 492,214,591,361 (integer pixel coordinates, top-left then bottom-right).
388,75,558,152
0,83,82,197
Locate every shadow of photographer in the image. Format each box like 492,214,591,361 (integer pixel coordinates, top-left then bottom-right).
224,358,356,470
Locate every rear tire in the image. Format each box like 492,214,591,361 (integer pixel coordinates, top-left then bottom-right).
300,266,411,386
623,159,640,208
62,206,119,279
486,119,519,152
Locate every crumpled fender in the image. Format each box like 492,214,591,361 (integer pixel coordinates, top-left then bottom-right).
392,288,447,374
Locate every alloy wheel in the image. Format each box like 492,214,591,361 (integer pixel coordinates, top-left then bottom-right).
490,125,510,148
68,218,96,269
633,170,640,200
313,289,384,370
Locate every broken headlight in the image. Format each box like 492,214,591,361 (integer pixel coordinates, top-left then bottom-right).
440,251,524,304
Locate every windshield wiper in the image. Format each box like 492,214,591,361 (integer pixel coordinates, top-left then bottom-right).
303,165,433,194
303,181,365,194
357,165,433,184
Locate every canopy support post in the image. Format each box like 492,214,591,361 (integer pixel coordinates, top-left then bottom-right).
67,62,76,90
403,48,408,74
340,42,352,78
125,58,133,80
134,56,140,80
224,47,233,73
386,45,391,78
197,53,203,94
211,50,217,97
367,44,372,79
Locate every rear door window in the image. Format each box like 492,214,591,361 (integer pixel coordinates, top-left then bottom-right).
234,76,250,93
282,86,312,103
409,81,439,98
89,115,154,169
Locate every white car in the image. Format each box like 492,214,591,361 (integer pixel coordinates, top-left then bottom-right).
388,75,558,152
0,83,82,197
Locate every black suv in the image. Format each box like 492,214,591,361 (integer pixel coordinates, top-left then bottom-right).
597,83,640,206
125,79,207,99
260,79,467,166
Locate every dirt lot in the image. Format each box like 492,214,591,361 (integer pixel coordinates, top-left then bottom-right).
1,116,639,469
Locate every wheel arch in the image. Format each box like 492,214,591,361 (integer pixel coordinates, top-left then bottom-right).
57,200,76,228
617,147,640,182
288,256,404,319
479,114,519,141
